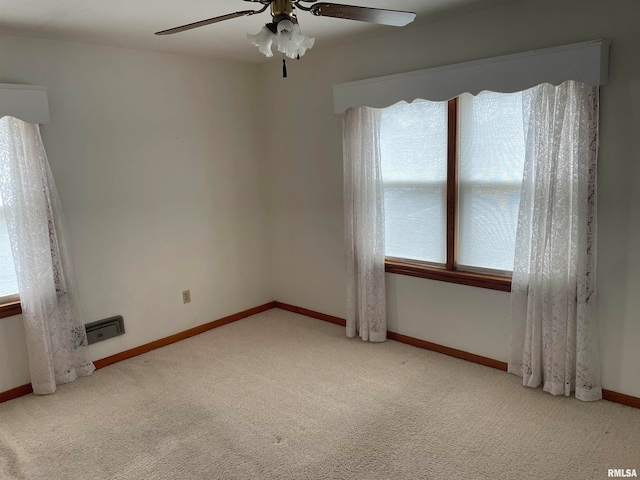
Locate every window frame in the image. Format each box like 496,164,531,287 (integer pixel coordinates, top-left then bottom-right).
0,119,20,318
384,97,512,292
0,299,21,318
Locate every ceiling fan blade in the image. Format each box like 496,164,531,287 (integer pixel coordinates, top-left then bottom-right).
155,10,257,35
309,3,416,27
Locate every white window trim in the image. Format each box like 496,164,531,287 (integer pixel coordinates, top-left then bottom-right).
333,40,609,114
0,293,19,305
0,84,50,125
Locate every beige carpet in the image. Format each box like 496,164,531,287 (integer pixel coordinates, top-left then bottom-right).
0,308,639,479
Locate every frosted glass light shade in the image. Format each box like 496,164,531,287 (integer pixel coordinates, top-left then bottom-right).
276,20,315,59
248,21,315,59
247,26,277,58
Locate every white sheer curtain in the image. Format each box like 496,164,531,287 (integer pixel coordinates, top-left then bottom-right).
343,107,387,342
508,81,601,401
0,116,94,395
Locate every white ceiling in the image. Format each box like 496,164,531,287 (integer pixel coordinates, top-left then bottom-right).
0,0,519,63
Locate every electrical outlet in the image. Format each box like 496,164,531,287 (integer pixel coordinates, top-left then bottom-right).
182,290,191,304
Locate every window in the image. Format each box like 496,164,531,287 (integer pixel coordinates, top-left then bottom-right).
381,100,448,264
380,92,526,291
0,118,20,315
0,195,18,302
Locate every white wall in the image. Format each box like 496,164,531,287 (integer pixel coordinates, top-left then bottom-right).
0,35,273,393
262,0,640,397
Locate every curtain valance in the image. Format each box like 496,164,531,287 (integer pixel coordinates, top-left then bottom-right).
333,40,609,114
0,84,50,124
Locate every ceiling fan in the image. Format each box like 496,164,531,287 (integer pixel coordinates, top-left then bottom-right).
155,0,416,74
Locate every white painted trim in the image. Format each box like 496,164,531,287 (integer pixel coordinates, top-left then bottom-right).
0,294,19,305
333,40,610,113
0,84,50,124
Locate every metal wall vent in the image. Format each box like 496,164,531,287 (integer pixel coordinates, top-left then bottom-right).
85,315,125,345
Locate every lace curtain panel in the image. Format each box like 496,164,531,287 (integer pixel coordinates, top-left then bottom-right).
0,116,94,395
343,107,387,342
508,81,601,401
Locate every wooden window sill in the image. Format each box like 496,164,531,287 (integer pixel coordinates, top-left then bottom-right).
385,260,512,292
0,301,22,319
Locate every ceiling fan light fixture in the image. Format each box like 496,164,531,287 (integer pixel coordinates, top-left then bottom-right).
275,20,315,59
247,25,277,57
157,1,415,68
248,18,315,59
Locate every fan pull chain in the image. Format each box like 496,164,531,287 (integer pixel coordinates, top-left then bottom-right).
283,57,288,78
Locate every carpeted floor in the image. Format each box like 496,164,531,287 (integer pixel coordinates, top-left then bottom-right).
0,308,639,479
